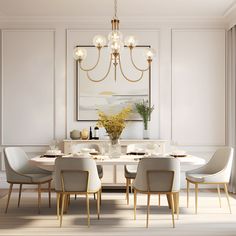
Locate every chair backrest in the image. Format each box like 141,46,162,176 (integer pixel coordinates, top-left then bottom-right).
202,147,234,182
133,157,180,192
55,157,101,193
147,170,174,192
70,143,100,154
4,147,29,180
61,170,89,192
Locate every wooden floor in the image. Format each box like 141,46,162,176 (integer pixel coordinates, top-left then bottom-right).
0,190,236,236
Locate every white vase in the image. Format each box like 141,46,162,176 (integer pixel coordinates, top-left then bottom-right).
108,139,121,158
143,122,150,139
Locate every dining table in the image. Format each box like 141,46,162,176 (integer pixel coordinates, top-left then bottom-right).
29,153,206,172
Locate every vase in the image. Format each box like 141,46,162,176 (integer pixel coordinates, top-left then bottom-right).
108,138,121,159
143,121,150,139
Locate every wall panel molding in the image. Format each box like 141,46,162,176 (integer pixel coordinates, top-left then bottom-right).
1,29,56,145
171,28,226,146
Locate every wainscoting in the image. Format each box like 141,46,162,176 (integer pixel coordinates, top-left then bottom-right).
0,20,227,188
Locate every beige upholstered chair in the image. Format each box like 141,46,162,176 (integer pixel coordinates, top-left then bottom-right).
133,157,180,228
4,147,52,213
186,147,234,214
55,157,102,227
71,143,103,179
125,144,147,204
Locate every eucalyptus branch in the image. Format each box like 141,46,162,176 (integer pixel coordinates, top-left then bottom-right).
135,100,154,129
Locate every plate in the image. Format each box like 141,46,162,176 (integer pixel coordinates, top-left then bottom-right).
127,152,146,155
89,151,100,155
170,154,187,158
42,153,64,158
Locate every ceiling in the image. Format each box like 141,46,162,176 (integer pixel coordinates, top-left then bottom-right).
0,0,235,19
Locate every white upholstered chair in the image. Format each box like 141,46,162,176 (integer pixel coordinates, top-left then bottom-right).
186,147,234,214
55,157,102,227
4,147,52,213
133,157,180,228
71,143,103,179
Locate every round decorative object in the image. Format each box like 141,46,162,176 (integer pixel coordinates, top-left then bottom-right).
70,130,80,140
81,128,89,140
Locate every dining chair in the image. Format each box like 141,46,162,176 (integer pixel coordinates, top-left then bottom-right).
4,147,52,214
71,143,103,179
133,157,180,228
55,157,102,227
125,143,160,204
186,147,234,214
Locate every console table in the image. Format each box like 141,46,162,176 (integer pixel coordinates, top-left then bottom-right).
63,139,168,155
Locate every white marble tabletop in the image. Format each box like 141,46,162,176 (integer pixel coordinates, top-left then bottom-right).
29,154,206,172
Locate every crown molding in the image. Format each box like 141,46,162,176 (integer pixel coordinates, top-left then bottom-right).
0,15,227,24
223,1,236,17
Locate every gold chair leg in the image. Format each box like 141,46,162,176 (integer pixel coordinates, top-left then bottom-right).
64,195,70,213
18,184,22,208
130,179,133,193
217,184,222,208
56,193,61,220
97,190,100,219
48,181,51,208
126,178,129,205
224,183,232,214
158,194,161,206
100,187,102,205
134,189,137,220
195,183,198,214
5,183,13,213
166,194,172,209
174,192,179,219
60,194,65,227
146,193,150,228
38,184,41,214
187,180,189,208
86,193,90,227
170,194,175,228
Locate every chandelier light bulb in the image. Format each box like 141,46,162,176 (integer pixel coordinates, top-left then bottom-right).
73,0,155,83
93,35,107,48
124,36,138,48
108,30,123,42
108,39,124,53
145,48,156,60
73,47,87,61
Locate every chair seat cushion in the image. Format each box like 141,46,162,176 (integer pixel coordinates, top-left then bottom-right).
97,165,103,179
124,165,137,179
186,173,205,183
26,173,52,183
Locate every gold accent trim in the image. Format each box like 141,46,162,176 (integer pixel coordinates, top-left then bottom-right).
111,18,119,30
134,170,178,228
186,178,232,214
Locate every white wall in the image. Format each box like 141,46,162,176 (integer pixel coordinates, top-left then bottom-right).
0,18,228,187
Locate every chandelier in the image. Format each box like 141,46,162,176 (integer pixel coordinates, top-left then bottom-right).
73,0,156,83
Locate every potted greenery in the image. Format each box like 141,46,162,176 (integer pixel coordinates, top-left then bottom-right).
135,100,154,139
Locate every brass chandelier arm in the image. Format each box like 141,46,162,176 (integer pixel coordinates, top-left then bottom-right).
86,55,113,82
79,48,101,72
118,55,144,83
130,49,150,72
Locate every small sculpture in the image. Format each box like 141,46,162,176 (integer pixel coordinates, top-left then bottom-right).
70,130,80,140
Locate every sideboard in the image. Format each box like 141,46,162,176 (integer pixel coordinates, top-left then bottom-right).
63,139,168,187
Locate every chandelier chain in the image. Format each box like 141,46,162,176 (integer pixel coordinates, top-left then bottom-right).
114,0,117,18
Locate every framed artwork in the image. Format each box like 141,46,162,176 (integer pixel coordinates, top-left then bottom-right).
76,45,151,121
